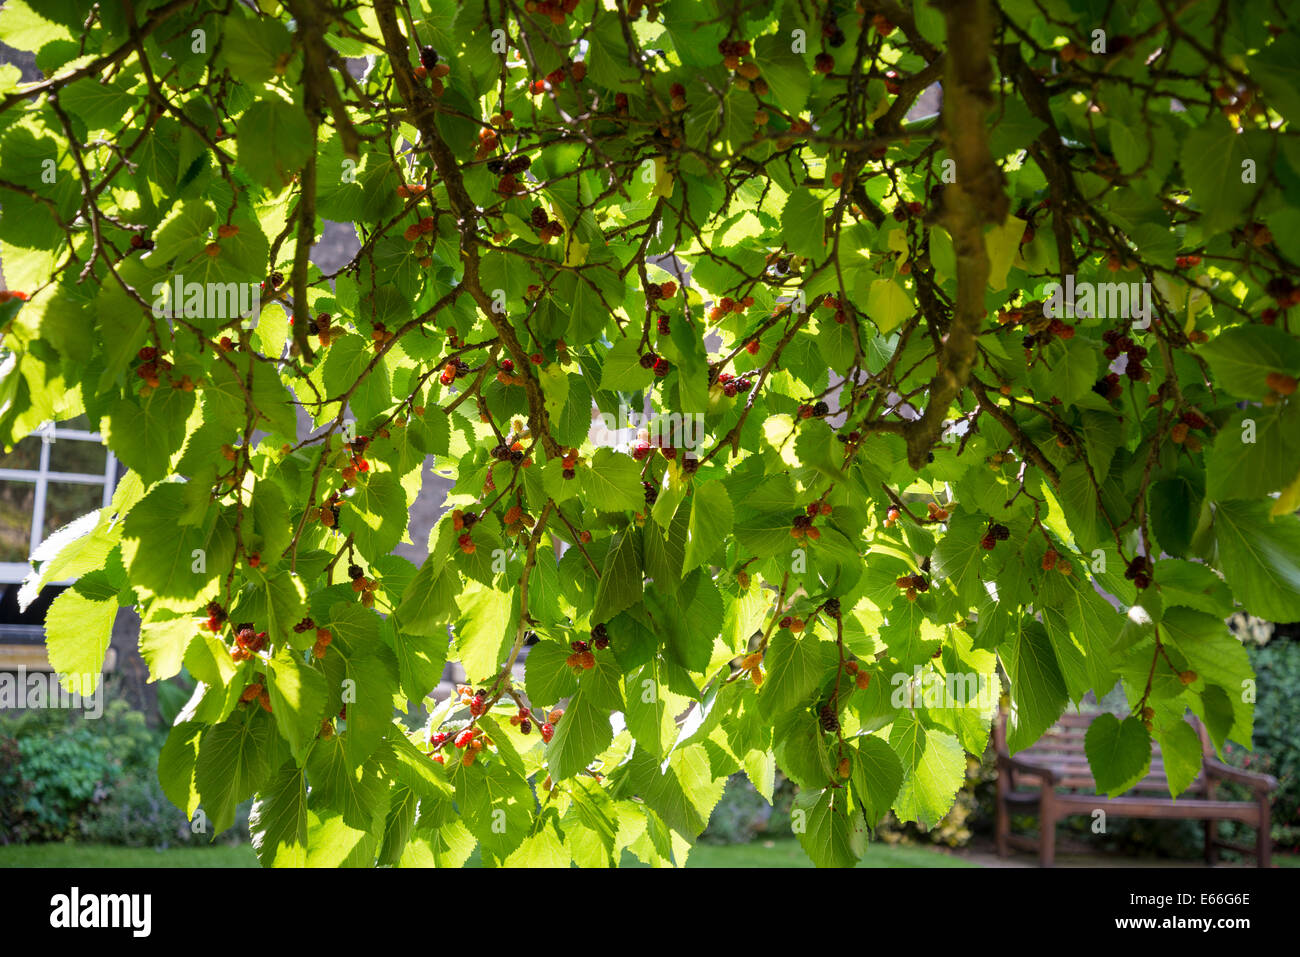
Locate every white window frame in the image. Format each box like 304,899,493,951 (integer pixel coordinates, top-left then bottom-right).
0,422,117,584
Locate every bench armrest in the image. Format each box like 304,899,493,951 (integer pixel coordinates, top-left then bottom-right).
998,753,1057,785
1203,757,1278,793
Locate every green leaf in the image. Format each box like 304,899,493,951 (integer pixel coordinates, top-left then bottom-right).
1199,325,1300,399
1084,713,1152,797
236,98,313,190
267,652,328,762
1206,406,1300,501
195,710,275,835
578,448,644,513
865,279,912,334
44,587,116,694
683,481,733,572
999,619,1067,753
889,713,966,829
782,189,826,260
758,626,832,719
793,788,867,867
1179,115,1258,234
1212,500,1300,622
545,687,612,782
250,762,310,867
591,527,643,625
1157,720,1203,799
851,735,904,828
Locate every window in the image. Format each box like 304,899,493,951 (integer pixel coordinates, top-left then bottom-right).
0,415,117,584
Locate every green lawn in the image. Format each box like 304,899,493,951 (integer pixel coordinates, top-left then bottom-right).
0,843,260,867
0,839,975,868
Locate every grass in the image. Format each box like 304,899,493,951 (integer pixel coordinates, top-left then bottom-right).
0,843,259,868
678,839,979,868
9,840,1290,869
0,839,975,868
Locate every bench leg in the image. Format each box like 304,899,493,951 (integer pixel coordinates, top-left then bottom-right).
1257,796,1272,867
995,791,1010,858
1204,820,1218,866
1039,795,1056,868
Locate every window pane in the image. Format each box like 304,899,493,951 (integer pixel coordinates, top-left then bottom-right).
0,481,35,560
49,438,107,474
0,436,42,472
42,482,103,539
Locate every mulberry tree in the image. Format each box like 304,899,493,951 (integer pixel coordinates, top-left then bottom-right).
1,0,1298,866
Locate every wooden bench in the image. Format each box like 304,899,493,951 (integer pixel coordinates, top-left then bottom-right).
993,710,1278,866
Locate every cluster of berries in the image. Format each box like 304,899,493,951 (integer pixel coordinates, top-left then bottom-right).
307,312,341,348
821,295,849,325
439,357,470,387
560,447,581,480
403,215,436,243
718,38,751,70
790,510,823,541
980,523,1011,550
884,506,901,528
528,205,565,244
1169,410,1209,450
307,491,343,529
1265,371,1298,403
891,201,926,222
203,601,227,633
413,46,451,93
895,574,930,601
231,623,267,662
349,563,379,607
668,82,687,111
642,480,659,506
797,400,830,419
340,436,370,484
0,290,29,303
819,703,840,733
731,61,767,96
1262,277,1300,324
453,510,479,554
1174,253,1203,269
566,638,596,671
239,682,272,713
926,502,950,522
508,707,533,735
502,504,536,536
454,726,487,766
1125,555,1153,590
707,295,754,322
638,352,672,378
715,371,754,398
467,687,489,717
844,658,871,690
740,650,764,686
370,322,395,350
134,346,177,394
524,0,581,28
485,152,528,177
778,616,806,632
1101,329,1149,381
1040,548,1072,576
490,438,527,465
